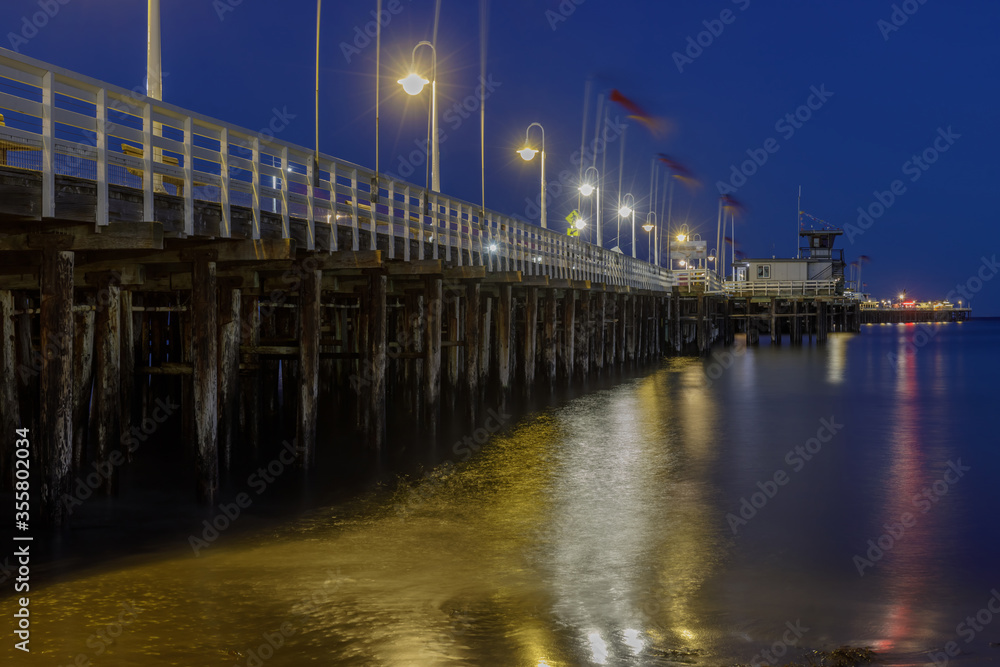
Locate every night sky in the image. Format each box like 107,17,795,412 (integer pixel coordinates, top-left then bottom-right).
3,0,998,315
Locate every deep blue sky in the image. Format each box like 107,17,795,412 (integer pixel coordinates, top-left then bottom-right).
3,0,998,314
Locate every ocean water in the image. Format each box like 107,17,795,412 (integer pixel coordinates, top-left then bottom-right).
4,319,999,666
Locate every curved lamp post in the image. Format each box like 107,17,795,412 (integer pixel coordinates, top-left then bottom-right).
579,165,600,247
618,193,635,258
643,211,657,265
518,122,546,229
398,41,439,191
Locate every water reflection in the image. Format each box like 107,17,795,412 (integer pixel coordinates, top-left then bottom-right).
3,322,995,665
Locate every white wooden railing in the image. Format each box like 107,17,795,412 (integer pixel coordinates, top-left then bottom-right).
723,280,840,296
672,269,723,292
0,48,674,291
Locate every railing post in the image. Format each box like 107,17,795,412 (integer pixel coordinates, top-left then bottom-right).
280,146,290,239
387,179,396,259
41,71,54,218
95,88,108,226
142,102,154,222
350,167,360,251
183,116,194,236
251,136,261,239
220,127,231,237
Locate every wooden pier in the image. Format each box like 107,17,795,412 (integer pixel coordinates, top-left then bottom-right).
0,48,863,526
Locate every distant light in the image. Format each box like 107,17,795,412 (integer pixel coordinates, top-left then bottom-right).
579,183,594,196
489,243,498,252
642,223,653,232
679,260,687,267
518,147,538,161
398,72,429,96
676,233,687,242
899,293,905,299
618,205,632,217
574,219,586,230
287,167,293,172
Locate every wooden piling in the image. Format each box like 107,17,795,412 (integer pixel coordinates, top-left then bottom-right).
561,291,576,381
424,276,442,420
595,292,606,373
464,281,481,403
365,271,387,453
498,284,512,391
239,294,261,457
0,290,19,490
576,292,590,379
39,249,74,525
296,267,321,466
523,287,537,388
544,290,557,385
71,292,94,474
218,285,241,471
119,290,135,461
92,272,121,495
191,256,218,505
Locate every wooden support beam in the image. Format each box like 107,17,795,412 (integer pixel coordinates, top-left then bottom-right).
544,291,557,385
576,292,590,379
497,284,512,391
424,276,442,421
119,290,135,461
447,293,460,388
218,287,241,471
71,293,95,475
39,249,74,525
523,287,538,388
239,293,261,457
561,291,576,381
0,291,20,489
480,296,492,384
295,267,321,466
365,271,387,453
92,272,121,495
464,281,481,402
595,292,606,372
191,256,218,504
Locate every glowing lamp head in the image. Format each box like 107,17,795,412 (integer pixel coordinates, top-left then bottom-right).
518,147,538,161
679,260,687,267
642,223,654,232
579,183,594,196
618,205,633,217
676,233,687,242
488,243,498,253
574,219,587,230
398,72,429,96
899,293,905,300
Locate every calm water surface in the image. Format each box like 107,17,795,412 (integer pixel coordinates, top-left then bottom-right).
5,320,1000,666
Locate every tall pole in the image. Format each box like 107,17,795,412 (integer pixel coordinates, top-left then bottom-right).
617,124,627,249
314,0,321,186
796,185,802,258
375,0,381,178
715,198,723,278
540,147,546,229
430,61,439,191
578,79,591,217
147,0,161,100
665,176,674,269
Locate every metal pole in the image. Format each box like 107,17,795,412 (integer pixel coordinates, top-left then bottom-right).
431,57,439,191
375,0,381,179
315,0,322,186
147,0,161,100
540,148,546,229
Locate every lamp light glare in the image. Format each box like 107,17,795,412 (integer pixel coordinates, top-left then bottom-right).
398,72,429,96
518,147,538,161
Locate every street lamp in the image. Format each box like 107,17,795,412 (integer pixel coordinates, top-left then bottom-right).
519,122,546,229
579,165,601,246
398,41,439,191
618,193,635,258
643,211,657,265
